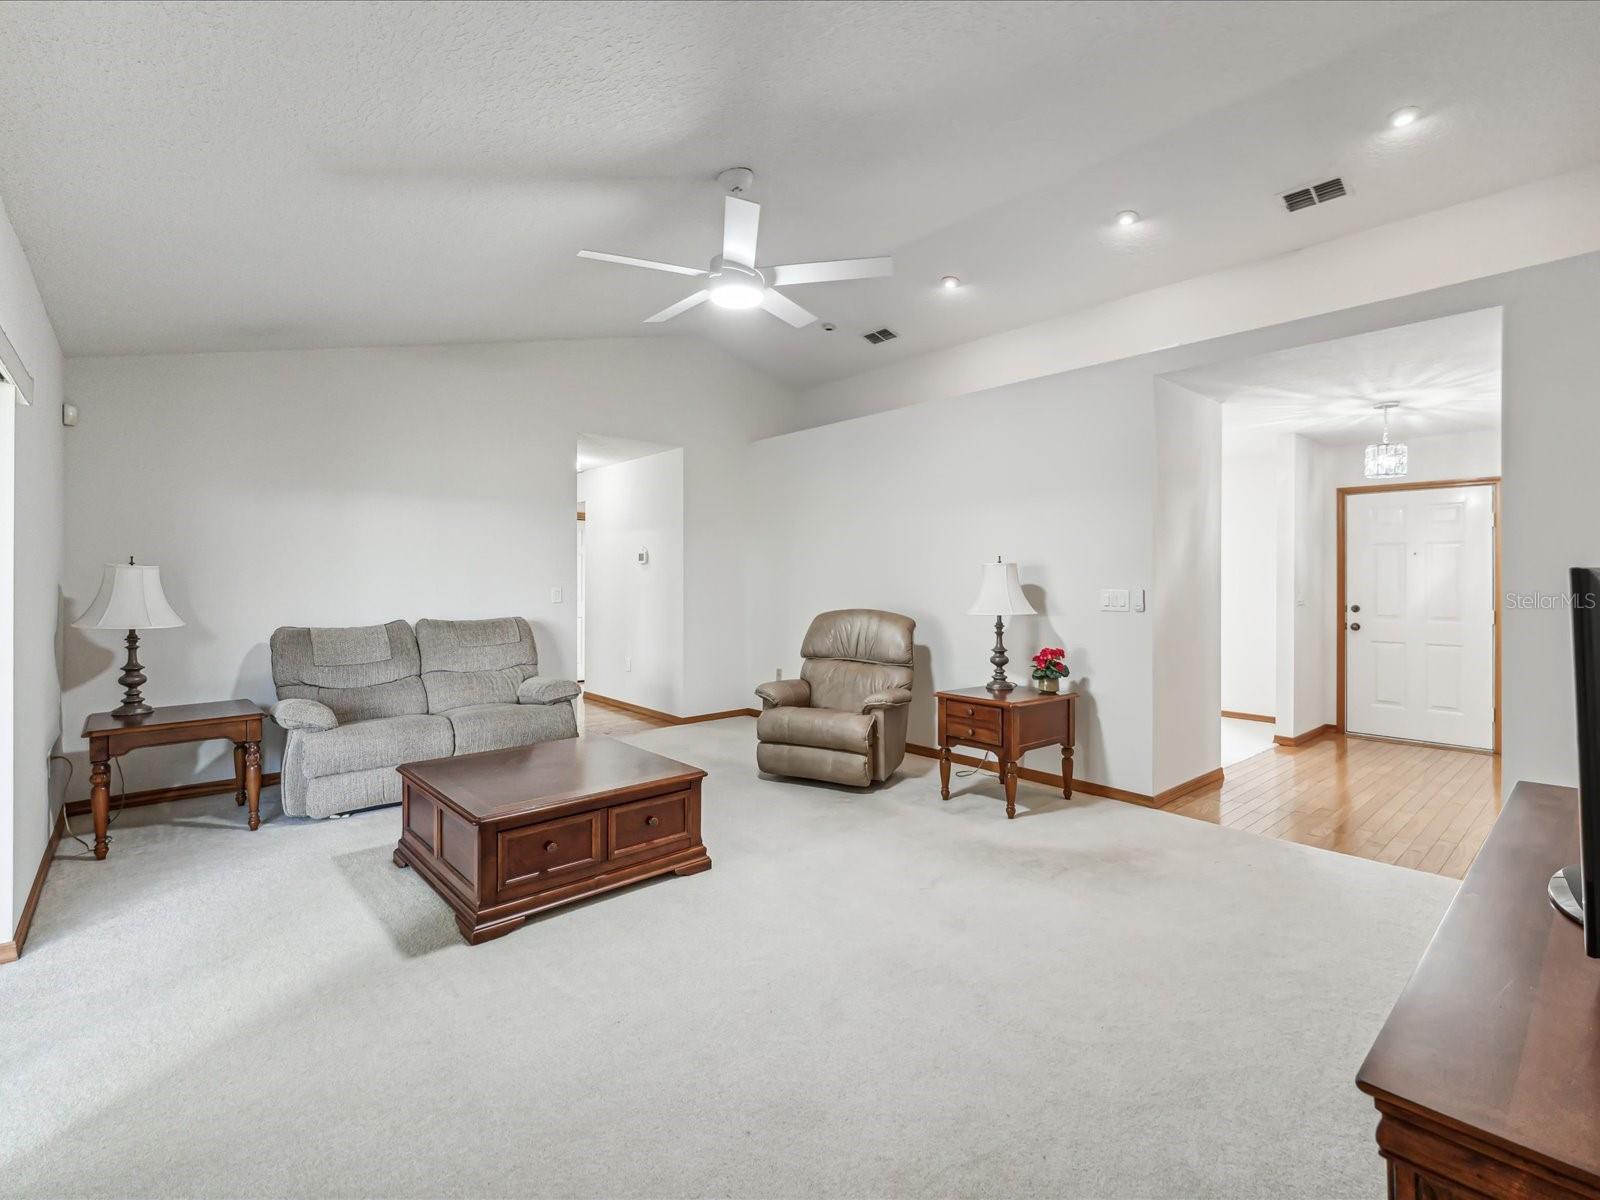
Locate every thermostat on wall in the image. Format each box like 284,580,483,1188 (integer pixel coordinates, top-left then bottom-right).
636,548,649,565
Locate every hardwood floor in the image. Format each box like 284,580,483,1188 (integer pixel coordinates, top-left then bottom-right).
576,696,1495,878
1159,732,1502,879
575,695,672,737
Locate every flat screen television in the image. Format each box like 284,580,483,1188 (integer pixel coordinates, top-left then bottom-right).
1558,566,1600,957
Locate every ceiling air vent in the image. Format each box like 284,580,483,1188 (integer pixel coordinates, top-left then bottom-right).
863,328,898,344
1282,177,1347,213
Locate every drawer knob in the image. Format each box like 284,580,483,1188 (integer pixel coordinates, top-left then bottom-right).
646,815,660,827
544,840,559,852
963,706,974,716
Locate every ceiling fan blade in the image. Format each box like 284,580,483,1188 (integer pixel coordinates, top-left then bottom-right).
758,288,817,328
764,257,893,286
644,290,711,323
722,197,760,268
578,250,705,277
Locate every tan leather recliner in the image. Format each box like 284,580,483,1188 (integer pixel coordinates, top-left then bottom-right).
755,609,916,787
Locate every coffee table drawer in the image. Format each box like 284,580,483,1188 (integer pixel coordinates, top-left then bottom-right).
498,812,603,891
608,790,691,859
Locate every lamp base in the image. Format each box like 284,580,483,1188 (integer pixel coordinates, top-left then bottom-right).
986,616,1014,693
114,629,153,719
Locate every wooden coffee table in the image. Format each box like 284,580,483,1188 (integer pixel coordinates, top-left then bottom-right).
393,738,711,945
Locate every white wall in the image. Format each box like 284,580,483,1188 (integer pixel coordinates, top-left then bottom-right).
0,196,66,942
1152,381,1221,793
748,359,1159,796
62,338,791,792
1220,448,1277,717
1281,436,1334,738
575,449,684,714
1499,253,1600,790
795,167,1600,429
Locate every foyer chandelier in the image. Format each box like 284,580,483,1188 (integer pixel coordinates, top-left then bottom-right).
1363,401,1408,479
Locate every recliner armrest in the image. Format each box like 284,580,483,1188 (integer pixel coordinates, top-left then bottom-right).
860,687,913,712
518,677,581,705
755,678,810,709
273,698,338,732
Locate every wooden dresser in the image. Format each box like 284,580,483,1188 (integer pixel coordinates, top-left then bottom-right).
1357,781,1600,1199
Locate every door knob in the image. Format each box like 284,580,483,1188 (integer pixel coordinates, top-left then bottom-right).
1350,604,1361,613
1349,622,1361,632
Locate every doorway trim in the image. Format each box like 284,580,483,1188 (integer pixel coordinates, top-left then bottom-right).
1334,476,1502,754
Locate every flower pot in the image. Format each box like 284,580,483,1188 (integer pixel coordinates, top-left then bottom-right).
1034,676,1060,694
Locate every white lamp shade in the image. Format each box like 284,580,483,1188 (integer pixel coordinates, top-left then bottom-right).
73,563,185,630
966,560,1037,617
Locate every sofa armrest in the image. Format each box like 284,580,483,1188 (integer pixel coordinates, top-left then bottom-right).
755,679,810,709
518,677,581,705
860,687,913,712
273,698,338,732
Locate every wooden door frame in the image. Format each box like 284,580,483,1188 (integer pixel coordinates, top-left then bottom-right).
1335,476,1502,754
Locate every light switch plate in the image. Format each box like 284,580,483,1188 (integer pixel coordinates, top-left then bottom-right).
550,586,562,603
1101,588,1130,612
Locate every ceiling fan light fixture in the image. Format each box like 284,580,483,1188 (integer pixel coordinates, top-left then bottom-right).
709,281,764,309
707,258,766,309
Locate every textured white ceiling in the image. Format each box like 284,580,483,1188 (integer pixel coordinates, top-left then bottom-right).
1170,308,1501,449
0,2,1597,387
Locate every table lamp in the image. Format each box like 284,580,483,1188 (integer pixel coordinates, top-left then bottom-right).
967,557,1036,693
73,557,185,717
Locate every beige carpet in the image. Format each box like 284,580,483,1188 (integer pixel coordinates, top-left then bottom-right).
0,718,1454,1198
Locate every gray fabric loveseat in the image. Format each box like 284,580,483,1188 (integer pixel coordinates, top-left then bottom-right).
270,617,579,818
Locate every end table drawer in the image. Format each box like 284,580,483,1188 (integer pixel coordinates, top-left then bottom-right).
609,790,691,858
498,812,603,892
945,701,1001,747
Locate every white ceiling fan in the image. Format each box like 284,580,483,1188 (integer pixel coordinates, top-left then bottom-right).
577,168,892,328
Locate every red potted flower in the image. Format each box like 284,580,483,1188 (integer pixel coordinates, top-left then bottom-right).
1030,647,1068,693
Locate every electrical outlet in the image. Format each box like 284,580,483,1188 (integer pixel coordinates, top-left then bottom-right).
776,667,783,680
1132,588,1146,613
1100,588,1130,612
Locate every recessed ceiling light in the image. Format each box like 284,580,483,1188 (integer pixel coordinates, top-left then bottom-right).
1116,210,1141,226
1389,106,1421,128
940,275,961,290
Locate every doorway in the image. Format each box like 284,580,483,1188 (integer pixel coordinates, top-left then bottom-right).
1338,478,1500,751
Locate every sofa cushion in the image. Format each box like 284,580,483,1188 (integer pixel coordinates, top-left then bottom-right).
756,706,875,755
417,617,540,712
271,621,427,722
444,702,577,756
297,714,454,779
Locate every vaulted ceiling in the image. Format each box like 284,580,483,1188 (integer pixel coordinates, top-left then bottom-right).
1,1,1597,387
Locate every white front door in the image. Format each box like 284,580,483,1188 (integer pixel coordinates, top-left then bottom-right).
1345,484,1495,750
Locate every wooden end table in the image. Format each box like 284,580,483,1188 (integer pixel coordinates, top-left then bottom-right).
81,700,266,859
937,686,1076,819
